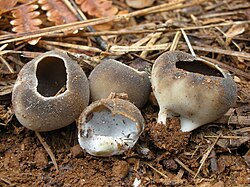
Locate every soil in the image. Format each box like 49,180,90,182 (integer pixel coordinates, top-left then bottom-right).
0,0,250,186
1,100,250,186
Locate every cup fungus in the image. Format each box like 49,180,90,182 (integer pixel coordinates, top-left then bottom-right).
12,50,90,132
89,59,151,108
77,98,145,156
151,51,237,132
125,0,155,9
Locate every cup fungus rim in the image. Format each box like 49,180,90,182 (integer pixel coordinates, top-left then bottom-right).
195,57,230,78
78,98,144,131
33,51,71,100
102,59,148,76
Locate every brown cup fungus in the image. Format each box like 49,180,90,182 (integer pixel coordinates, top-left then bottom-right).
151,51,237,132
89,59,151,108
77,98,145,156
12,50,90,132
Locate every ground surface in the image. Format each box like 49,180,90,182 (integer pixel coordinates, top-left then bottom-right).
0,0,250,186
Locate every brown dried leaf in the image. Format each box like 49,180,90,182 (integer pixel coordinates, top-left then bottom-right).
75,0,118,18
38,0,77,25
10,4,42,45
226,24,245,38
0,0,17,15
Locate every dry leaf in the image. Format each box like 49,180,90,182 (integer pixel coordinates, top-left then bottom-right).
75,0,118,18
10,4,42,45
226,24,245,38
93,10,126,31
225,24,245,46
0,0,17,15
38,0,77,25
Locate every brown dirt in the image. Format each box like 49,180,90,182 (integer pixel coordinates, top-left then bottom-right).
1,102,250,186
1,0,250,186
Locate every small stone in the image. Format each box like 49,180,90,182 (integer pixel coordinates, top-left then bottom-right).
112,160,129,179
163,159,178,171
71,144,84,158
34,149,48,168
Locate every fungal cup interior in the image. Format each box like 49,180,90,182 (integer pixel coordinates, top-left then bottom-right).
85,106,138,140
80,106,140,155
176,60,224,77
36,57,67,97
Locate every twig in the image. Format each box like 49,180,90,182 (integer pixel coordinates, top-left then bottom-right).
0,177,13,186
233,127,250,133
140,32,162,58
194,133,222,178
181,28,196,57
174,158,197,177
110,43,171,52
204,135,249,139
182,20,250,31
170,31,181,51
81,28,169,36
186,45,250,59
54,85,66,96
35,131,59,172
0,56,15,73
39,40,102,53
176,168,185,179
144,162,168,179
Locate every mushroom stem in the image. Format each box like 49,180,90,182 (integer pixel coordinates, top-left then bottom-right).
157,108,173,124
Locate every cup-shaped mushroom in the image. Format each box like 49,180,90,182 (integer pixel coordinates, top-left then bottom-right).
12,50,90,132
89,59,151,108
77,98,145,156
151,51,237,132
126,0,155,9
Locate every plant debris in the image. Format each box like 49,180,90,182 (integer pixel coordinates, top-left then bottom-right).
0,0,250,186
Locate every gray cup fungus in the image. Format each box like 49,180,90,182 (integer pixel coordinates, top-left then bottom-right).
151,51,237,132
89,59,151,108
77,98,145,157
12,50,90,132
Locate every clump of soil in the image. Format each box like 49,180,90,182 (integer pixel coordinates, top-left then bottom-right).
147,117,190,152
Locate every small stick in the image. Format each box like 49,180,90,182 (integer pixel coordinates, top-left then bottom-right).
110,43,171,52
204,135,249,139
0,177,13,186
185,45,250,59
39,40,102,53
0,56,15,73
181,28,196,57
35,131,59,172
140,32,162,58
144,162,168,179
194,133,221,178
54,85,66,96
170,31,181,51
174,158,197,177
176,168,185,179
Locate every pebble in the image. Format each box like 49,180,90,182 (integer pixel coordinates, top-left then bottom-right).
112,160,129,179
